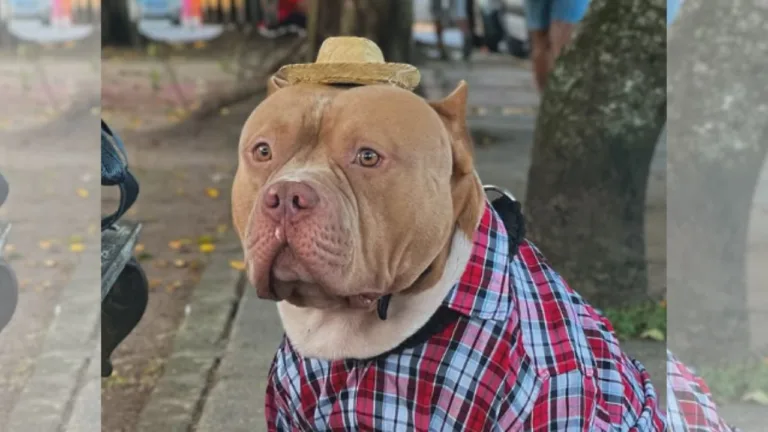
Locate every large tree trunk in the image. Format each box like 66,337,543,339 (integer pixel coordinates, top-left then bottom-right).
523,0,666,308
306,0,413,63
667,0,767,365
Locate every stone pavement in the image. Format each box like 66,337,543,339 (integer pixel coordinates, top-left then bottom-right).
0,115,101,431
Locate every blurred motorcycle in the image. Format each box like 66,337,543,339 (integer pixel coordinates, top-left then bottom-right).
478,0,529,59
0,171,18,335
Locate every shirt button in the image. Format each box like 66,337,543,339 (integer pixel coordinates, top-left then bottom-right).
584,367,595,378
537,368,550,379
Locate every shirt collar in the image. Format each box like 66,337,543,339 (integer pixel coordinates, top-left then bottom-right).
443,201,512,321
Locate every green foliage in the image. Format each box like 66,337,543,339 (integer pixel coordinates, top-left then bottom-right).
602,301,666,341
698,360,768,405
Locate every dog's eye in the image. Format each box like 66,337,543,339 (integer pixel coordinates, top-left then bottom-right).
356,148,381,167
252,142,272,162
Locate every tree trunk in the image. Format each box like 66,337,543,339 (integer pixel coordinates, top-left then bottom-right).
667,0,768,365
306,0,413,63
523,0,666,308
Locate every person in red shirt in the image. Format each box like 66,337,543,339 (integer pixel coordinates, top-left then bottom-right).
258,0,307,38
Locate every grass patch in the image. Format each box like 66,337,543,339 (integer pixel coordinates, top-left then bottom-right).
698,360,768,405
601,301,666,341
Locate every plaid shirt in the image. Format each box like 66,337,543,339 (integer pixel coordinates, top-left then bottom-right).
667,350,740,431
266,202,670,431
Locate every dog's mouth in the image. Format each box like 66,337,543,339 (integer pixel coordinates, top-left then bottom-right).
257,245,382,310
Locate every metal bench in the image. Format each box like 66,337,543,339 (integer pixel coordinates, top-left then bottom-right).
101,221,149,377
0,222,18,334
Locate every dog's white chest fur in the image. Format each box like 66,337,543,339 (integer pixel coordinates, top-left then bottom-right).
277,230,474,360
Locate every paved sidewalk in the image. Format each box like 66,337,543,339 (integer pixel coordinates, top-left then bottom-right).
0,116,101,431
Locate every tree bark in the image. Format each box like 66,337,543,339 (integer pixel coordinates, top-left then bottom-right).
307,0,413,63
667,0,768,365
523,0,666,308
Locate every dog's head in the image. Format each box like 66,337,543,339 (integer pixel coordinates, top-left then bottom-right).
232,77,484,311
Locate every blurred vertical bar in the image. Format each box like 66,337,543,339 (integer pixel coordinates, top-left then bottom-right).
668,0,768,429
0,0,101,429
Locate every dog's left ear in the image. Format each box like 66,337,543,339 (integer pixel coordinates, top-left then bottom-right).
267,74,289,96
429,81,484,237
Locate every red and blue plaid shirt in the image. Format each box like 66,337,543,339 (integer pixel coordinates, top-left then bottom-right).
667,350,740,431
265,202,730,431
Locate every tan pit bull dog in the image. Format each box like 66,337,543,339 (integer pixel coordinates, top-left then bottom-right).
230,37,716,432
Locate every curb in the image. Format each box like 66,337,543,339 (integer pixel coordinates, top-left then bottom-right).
195,274,282,432
136,244,243,431
5,249,100,432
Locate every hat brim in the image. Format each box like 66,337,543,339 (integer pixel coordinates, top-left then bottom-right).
277,63,421,91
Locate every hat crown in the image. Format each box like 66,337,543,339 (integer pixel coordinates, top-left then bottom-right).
315,37,385,64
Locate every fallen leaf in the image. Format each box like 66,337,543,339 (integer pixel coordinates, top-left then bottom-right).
742,390,768,405
43,259,57,268
176,188,185,196
197,235,215,245
658,299,666,308
501,106,525,116
147,44,158,57
70,243,85,253
76,188,89,198
168,240,183,251
154,259,169,268
137,252,153,261
148,279,163,290
4,244,15,253
166,280,183,292
173,259,187,268
39,240,52,250
639,328,665,341
69,234,83,244
230,260,246,271
199,243,216,253
216,224,228,234
220,107,230,116
41,280,53,289
206,187,220,199
193,40,207,49
135,244,146,253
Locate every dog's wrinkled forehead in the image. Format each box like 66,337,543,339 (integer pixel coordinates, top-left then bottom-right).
241,83,448,155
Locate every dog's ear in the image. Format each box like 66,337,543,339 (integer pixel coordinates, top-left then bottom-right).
429,81,484,237
267,74,289,96
429,80,472,175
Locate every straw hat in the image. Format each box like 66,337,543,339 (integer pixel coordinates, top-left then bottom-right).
276,37,420,90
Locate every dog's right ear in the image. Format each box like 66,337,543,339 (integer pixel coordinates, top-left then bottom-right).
267,75,289,96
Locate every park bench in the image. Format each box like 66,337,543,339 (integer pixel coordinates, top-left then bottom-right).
101,221,148,377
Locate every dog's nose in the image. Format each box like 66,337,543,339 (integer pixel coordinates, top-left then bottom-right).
262,181,320,222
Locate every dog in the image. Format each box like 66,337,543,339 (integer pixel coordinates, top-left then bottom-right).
232,37,736,432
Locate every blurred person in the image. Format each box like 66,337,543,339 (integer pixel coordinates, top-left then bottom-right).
525,0,590,92
431,0,473,61
259,0,307,38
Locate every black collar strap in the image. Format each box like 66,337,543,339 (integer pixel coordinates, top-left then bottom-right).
377,187,525,320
